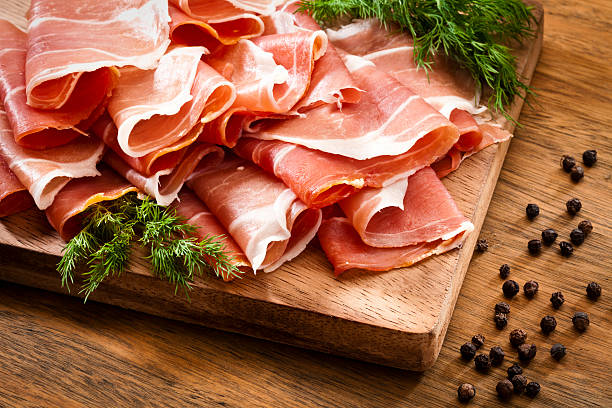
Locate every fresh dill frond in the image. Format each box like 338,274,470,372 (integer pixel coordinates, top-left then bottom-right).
298,0,536,119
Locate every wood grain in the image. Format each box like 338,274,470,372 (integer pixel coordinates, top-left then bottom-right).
0,0,610,405
0,1,542,371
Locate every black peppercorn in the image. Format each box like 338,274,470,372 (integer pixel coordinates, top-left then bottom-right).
474,353,491,372
489,346,505,366
578,220,593,235
572,311,590,332
507,363,523,379
496,379,514,400
511,375,528,394
570,228,585,245
550,343,567,361
460,342,477,360
540,315,557,334
582,149,597,167
525,203,540,219
475,239,488,252
499,263,511,279
528,239,542,255
561,155,576,172
509,328,527,347
457,383,476,402
570,165,584,182
541,228,558,245
471,334,485,349
502,280,520,298
495,302,510,314
586,282,602,300
559,241,574,257
525,382,541,398
517,343,537,361
550,291,565,309
523,280,539,298
566,198,582,215
494,313,508,329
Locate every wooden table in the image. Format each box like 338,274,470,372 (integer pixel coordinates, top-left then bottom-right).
1,0,610,406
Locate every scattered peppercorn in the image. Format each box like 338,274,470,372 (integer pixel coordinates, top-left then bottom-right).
475,239,488,252
540,315,557,334
489,346,505,366
570,165,584,182
523,280,539,298
527,239,542,255
495,302,510,314
474,353,491,372
566,198,582,215
502,280,520,298
559,241,574,257
586,282,602,300
499,264,511,279
496,379,514,400
457,383,476,402
572,312,590,332
471,334,485,349
494,313,508,329
460,342,477,360
511,375,528,394
541,228,558,245
578,220,593,235
509,328,527,347
550,343,567,361
561,155,576,172
525,203,540,219
550,291,565,309
582,149,597,167
507,363,523,379
570,228,585,246
517,343,537,361
525,382,541,398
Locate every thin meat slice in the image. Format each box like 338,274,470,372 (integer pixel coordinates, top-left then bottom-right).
26,0,169,110
0,20,111,149
0,107,104,209
318,217,470,276
108,46,236,158
187,155,322,272
45,166,139,241
339,167,473,247
171,189,251,278
0,156,33,217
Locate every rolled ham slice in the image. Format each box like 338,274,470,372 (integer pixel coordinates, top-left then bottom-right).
0,156,33,217
25,0,170,110
188,155,322,272
0,106,104,210
0,20,110,149
45,166,139,241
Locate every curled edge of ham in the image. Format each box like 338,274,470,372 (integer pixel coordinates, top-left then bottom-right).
0,155,33,217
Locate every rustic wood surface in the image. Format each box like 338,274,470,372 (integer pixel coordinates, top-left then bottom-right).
0,0,610,406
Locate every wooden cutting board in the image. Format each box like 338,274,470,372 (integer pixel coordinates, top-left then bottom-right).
0,1,542,371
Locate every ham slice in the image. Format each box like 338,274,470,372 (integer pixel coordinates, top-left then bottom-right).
0,156,33,217
171,189,251,278
45,166,139,241
108,46,236,158
25,0,170,110
187,155,322,272
0,106,104,209
0,20,110,149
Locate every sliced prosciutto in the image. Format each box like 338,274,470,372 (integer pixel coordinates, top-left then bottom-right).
0,106,104,209
0,20,108,149
45,166,139,241
0,156,33,217
188,155,322,272
171,189,251,278
25,0,170,110
108,46,236,158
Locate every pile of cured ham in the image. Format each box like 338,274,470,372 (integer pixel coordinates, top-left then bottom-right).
0,0,512,277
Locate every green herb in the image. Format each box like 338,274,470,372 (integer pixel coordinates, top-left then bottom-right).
298,0,536,119
58,194,242,301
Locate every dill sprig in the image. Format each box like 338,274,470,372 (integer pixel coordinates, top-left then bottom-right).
298,0,536,119
57,194,242,301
